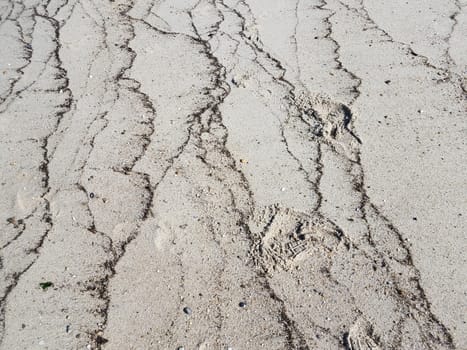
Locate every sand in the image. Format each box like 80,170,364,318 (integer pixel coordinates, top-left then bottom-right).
0,0,466,349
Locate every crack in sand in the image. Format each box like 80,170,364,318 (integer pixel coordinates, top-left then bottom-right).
341,0,466,94
0,0,73,342
318,0,362,104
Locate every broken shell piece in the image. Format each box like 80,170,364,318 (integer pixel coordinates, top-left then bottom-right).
231,74,249,88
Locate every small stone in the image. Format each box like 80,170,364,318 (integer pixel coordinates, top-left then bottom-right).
239,301,247,308
95,335,108,345
177,347,185,350
39,281,53,290
183,306,192,315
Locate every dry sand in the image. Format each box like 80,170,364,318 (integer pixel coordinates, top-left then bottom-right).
0,0,466,349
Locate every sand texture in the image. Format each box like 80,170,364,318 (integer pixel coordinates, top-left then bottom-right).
0,0,466,349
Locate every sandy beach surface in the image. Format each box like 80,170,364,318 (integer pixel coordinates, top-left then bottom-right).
1,0,466,349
